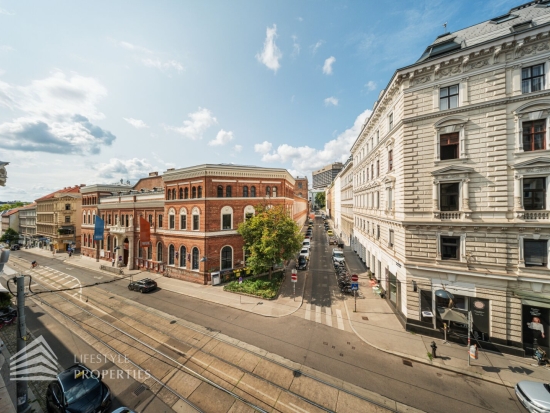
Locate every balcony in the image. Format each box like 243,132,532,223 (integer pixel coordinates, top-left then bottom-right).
517,210,550,220
433,211,471,220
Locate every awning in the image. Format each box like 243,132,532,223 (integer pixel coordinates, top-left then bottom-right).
437,307,468,323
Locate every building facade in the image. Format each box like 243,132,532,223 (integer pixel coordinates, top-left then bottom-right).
18,203,37,246
1,208,19,240
80,165,309,284
336,158,354,246
350,1,550,356
312,162,343,189
294,176,309,199
35,186,82,252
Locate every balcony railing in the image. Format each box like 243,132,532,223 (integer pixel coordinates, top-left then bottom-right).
434,211,462,220
519,211,550,220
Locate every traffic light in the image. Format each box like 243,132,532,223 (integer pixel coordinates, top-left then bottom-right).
0,249,10,273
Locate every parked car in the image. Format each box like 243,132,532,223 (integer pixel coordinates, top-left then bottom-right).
296,255,308,270
327,230,334,236
332,249,345,263
46,364,111,413
302,240,311,249
329,237,338,245
0,306,17,321
10,244,20,251
515,380,550,412
299,248,310,260
111,408,137,413
128,278,157,293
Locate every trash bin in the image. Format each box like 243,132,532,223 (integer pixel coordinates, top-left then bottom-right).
211,272,221,286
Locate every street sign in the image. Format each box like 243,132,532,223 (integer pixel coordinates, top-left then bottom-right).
291,274,297,282
351,282,358,290
351,274,358,282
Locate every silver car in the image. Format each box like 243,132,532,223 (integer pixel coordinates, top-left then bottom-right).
515,380,550,412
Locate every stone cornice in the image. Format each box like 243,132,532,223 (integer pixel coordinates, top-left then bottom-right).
162,164,295,184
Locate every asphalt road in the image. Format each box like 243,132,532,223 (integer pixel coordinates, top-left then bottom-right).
10,221,524,413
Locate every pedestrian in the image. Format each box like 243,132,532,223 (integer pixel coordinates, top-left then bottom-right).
111,257,115,267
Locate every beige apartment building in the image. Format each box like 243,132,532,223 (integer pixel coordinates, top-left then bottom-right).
35,186,83,252
350,1,550,356
18,203,37,246
333,158,354,246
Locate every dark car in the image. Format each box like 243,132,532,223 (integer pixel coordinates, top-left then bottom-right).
296,255,308,270
10,244,20,251
46,364,111,413
128,278,157,293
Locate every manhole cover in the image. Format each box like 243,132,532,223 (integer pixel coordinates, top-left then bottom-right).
362,316,369,320
402,359,413,367
132,384,148,396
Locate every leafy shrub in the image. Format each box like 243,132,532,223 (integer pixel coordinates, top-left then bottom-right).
224,272,284,299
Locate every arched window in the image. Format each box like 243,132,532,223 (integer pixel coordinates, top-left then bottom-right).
217,185,223,197
251,186,256,197
221,246,232,270
180,208,187,230
169,208,175,229
198,186,202,198
125,214,129,227
180,246,186,267
266,186,271,197
244,205,255,221
226,186,232,197
147,246,152,260
157,242,163,262
107,236,111,251
221,206,233,230
83,212,86,224
87,211,91,224
179,188,183,199
192,187,197,198
138,240,142,258
167,190,171,200
168,244,175,265
192,207,200,231
243,186,249,197
82,235,86,247
172,189,176,199
192,247,199,270
184,188,189,199
272,187,277,197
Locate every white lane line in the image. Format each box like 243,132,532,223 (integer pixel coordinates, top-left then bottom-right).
315,306,321,324
325,307,333,327
305,303,311,321
63,280,74,286
336,309,345,330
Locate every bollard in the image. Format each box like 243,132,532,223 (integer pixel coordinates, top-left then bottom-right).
430,341,438,359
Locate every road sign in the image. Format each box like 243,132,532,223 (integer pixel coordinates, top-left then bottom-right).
351,274,358,282
351,282,358,290
238,276,243,284
291,273,297,282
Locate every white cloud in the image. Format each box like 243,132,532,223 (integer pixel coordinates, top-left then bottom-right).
123,117,148,129
365,81,377,91
311,40,324,55
208,129,234,146
165,107,218,140
254,141,272,154
119,41,152,54
0,71,115,155
291,35,300,58
234,144,243,153
116,40,183,73
257,108,372,174
324,97,339,107
0,8,14,15
323,56,336,75
96,158,154,179
256,24,282,73
142,58,184,72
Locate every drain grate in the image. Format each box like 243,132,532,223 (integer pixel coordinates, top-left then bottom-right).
132,384,148,396
402,359,413,367
362,316,369,320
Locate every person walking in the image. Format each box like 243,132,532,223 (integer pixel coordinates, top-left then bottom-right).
111,257,115,267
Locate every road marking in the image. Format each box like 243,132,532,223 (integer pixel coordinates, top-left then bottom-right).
94,276,103,280
63,280,74,286
305,304,311,320
325,307,333,327
315,306,321,324
336,309,345,330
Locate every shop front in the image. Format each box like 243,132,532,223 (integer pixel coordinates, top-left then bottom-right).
522,301,549,356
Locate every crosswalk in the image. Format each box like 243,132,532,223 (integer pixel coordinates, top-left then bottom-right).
22,265,83,300
303,303,347,331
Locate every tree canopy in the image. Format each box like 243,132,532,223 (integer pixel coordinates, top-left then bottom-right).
0,228,19,245
0,202,27,212
238,205,303,279
315,192,326,208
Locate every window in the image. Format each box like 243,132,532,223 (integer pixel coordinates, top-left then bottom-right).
440,85,459,110
388,150,393,171
108,214,112,225
192,247,199,270
107,236,111,251
376,191,380,209
65,204,70,211
272,187,277,197
440,132,459,160
65,216,70,223
148,214,153,225
522,120,546,151
168,245,175,265
192,187,197,198
523,177,546,210
245,212,254,220
243,186,249,197
147,246,152,260
524,239,548,267
222,214,231,230
251,186,256,197
157,243,163,262
440,182,460,211
389,113,394,130
298,182,302,189
158,214,163,228
184,188,189,199
226,186,232,197
180,214,187,230
441,236,460,260
167,190,171,200
179,246,186,267
371,164,374,180
172,189,176,199
522,64,545,94
169,214,175,229
198,186,202,198
376,225,380,239
266,186,271,197
179,188,183,199
217,186,223,197
138,241,142,258
193,214,199,231
221,246,232,270
389,230,394,247
376,160,379,177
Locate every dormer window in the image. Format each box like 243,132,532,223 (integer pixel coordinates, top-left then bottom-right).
491,13,517,24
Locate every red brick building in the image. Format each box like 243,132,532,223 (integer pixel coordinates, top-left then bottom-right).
80,165,308,284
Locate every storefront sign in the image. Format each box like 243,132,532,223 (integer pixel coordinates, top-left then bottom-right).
470,298,490,341
522,304,549,355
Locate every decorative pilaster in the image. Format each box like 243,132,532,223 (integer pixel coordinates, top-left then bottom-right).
433,179,439,210
514,174,523,210
462,178,470,211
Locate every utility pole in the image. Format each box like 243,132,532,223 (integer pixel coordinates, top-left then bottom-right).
15,275,30,413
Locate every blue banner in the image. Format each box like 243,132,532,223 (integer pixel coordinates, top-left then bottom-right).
93,216,104,241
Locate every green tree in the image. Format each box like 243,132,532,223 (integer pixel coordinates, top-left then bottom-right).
0,228,19,245
238,205,303,279
0,202,27,212
315,192,326,208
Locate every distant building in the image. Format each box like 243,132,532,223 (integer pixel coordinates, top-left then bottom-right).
312,162,343,189
19,203,37,246
1,208,19,240
293,176,309,198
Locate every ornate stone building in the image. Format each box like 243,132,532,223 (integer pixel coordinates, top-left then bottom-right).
333,158,354,246
350,0,550,356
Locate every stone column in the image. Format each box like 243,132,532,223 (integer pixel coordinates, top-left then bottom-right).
128,232,134,270
518,235,525,267
462,178,470,211
514,174,523,210
433,179,439,210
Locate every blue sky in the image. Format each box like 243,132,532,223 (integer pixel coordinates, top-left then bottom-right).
0,0,519,201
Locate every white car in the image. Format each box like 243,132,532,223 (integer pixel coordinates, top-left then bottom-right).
299,248,310,260
332,248,345,263
302,240,311,249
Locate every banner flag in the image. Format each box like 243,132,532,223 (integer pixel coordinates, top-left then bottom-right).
93,216,104,241
140,217,151,247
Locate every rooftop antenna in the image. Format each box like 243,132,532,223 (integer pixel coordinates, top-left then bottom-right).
443,22,448,34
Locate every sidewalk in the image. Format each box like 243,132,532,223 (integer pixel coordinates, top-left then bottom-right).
22,248,305,318
341,244,550,388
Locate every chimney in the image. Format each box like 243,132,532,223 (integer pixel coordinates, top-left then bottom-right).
149,172,158,177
